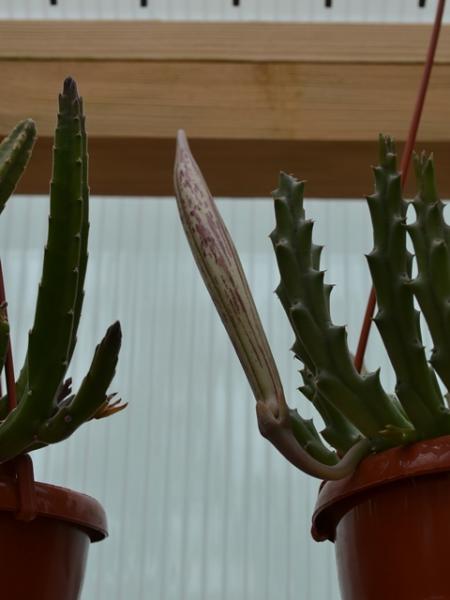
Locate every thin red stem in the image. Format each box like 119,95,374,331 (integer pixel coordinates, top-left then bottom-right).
354,0,446,373
0,260,16,412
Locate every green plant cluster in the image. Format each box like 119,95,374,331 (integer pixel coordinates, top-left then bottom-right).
0,77,124,463
273,135,450,465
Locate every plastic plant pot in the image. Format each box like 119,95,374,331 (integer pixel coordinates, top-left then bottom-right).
0,457,107,600
312,435,450,600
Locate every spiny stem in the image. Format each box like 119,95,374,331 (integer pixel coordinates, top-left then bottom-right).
355,0,446,369
0,261,16,412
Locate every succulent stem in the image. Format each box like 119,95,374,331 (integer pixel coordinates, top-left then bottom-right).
271,172,414,441
24,76,84,420
407,152,450,393
0,119,36,214
37,322,122,444
367,136,450,437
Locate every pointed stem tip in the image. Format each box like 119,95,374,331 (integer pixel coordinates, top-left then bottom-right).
106,321,122,342
63,77,79,100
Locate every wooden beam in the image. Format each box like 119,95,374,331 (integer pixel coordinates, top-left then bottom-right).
2,60,450,142
1,21,450,64
2,21,450,197
15,137,450,199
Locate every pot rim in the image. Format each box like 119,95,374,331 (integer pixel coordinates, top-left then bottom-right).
311,434,450,543
0,476,107,542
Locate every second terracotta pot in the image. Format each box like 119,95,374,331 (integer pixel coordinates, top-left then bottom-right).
312,435,450,600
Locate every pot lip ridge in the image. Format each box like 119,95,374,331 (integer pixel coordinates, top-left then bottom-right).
311,434,450,543
0,475,108,542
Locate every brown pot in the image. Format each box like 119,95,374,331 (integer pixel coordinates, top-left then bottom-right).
312,435,450,600
0,456,107,600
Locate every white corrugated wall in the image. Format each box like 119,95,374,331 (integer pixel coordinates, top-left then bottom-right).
0,0,446,22
0,192,403,600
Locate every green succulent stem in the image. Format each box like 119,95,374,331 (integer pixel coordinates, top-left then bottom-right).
407,152,450,394
0,119,36,214
67,96,90,365
37,322,121,444
271,172,414,442
25,76,84,420
367,136,450,438
277,282,361,454
0,119,38,415
289,409,338,465
276,245,360,454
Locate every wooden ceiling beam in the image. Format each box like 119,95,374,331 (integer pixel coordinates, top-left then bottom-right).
16,137,450,199
1,21,450,64
2,21,450,197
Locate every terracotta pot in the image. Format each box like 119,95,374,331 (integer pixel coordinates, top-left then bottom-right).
312,435,450,600
0,457,107,600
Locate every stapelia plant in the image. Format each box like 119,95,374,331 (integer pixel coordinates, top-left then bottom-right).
174,130,450,480
0,77,125,463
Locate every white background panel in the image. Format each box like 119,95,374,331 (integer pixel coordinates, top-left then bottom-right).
0,191,407,599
